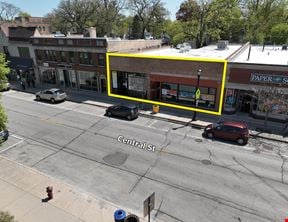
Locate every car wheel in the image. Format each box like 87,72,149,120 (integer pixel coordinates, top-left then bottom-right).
36,95,40,101
207,132,214,139
236,138,245,145
127,115,132,120
107,111,112,117
51,98,55,104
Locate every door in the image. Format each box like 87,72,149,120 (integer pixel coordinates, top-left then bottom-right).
101,78,107,92
63,70,70,87
69,71,77,88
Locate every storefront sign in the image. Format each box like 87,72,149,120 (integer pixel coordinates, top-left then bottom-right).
250,73,288,85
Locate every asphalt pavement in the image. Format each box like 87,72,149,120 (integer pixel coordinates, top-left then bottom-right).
9,82,288,144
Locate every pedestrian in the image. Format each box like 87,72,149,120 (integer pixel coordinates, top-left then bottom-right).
20,80,26,90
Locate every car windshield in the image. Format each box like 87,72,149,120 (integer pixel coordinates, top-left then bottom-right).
55,90,64,94
212,122,222,128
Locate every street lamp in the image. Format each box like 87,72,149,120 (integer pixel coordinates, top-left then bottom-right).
192,69,202,121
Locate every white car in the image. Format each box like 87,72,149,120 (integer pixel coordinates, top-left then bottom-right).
35,88,67,103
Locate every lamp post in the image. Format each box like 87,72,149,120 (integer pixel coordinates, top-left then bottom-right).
192,69,202,121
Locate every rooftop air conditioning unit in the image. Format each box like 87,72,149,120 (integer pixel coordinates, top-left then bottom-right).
217,40,229,50
282,45,287,50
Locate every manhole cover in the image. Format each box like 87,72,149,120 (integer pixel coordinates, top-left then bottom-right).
195,138,203,142
201,159,211,165
103,152,128,166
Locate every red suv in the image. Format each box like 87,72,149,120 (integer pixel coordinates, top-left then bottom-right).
204,121,249,145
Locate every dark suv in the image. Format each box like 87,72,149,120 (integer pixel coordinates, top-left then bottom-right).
203,121,249,145
105,105,139,120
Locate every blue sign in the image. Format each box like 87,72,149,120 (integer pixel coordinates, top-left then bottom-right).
250,73,288,85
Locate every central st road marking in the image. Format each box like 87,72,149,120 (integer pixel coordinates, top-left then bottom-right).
117,135,156,152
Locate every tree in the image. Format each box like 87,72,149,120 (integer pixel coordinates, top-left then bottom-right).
0,211,17,222
206,0,243,42
176,0,209,48
131,15,142,39
270,23,288,44
18,12,31,18
0,1,20,21
243,0,288,44
128,0,169,39
0,54,9,132
48,0,98,34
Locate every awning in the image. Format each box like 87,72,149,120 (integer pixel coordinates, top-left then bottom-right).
7,56,33,71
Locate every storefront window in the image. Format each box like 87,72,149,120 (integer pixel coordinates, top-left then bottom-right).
78,71,98,91
161,83,178,102
178,85,195,105
42,69,56,84
225,89,237,108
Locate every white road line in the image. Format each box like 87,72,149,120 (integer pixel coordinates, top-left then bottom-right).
147,119,157,127
10,134,24,140
0,140,24,153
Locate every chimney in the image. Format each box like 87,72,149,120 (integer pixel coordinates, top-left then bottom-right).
88,27,97,38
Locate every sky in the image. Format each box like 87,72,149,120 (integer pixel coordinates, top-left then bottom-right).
5,0,183,20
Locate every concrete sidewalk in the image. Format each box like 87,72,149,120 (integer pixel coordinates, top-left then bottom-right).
0,156,146,222
8,82,288,144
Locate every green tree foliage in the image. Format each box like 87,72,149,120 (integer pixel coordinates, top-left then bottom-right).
48,0,126,36
131,15,142,39
18,12,31,18
206,0,243,42
244,0,288,44
128,0,169,39
270,23,288,44
0,54,9,131
0,211,17,222
163,20,184,45
48,0,97,34
0,1,20,21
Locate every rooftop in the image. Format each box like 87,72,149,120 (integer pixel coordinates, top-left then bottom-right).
230,45,288,66
137,44,243,60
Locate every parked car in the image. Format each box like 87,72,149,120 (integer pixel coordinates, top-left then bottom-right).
203,121,249,145
35,88,67,103
105,105,139,120
0,129,9,142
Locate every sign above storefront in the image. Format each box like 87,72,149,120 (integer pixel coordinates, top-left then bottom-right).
250,73,288,85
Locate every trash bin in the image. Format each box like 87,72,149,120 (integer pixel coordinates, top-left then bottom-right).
114,209,126,222
124,214,139,222
152,105,159,114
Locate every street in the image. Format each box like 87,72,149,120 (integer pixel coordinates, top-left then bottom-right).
1,90,288,222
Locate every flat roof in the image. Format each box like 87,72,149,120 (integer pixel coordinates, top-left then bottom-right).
137,44,242,59
231,45,288,65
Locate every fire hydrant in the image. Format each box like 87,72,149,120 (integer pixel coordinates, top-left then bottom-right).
46,186,53,200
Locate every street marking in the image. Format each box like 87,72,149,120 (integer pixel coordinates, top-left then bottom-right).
10,134,24,140
0,135,24,153
147,119,157,127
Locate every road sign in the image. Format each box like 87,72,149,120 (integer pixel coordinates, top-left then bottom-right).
143,192,155,220
196,88,201,100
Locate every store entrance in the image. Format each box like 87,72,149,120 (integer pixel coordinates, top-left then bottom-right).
238,91,257,113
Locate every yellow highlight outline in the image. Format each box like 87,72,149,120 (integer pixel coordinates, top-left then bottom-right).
106,53,227,115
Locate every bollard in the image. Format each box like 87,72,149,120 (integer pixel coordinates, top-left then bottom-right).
114,209,126,222
46,186,53,200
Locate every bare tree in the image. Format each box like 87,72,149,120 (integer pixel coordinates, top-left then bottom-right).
0,1,20,21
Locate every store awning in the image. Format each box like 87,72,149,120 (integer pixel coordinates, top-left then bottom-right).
7,56,33,71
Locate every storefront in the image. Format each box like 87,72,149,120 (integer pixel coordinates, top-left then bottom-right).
225,65,288,121
108,55,226,113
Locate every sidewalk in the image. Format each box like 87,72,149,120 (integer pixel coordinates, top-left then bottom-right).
0,156,145,222
8,82,288,144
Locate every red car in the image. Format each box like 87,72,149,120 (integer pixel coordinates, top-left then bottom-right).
204,121,249,145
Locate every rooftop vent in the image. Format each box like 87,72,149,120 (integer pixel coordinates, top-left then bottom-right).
282,45,287,50
217,40,229,50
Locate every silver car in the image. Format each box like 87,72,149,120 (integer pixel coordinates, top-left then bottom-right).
35,88,67,103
